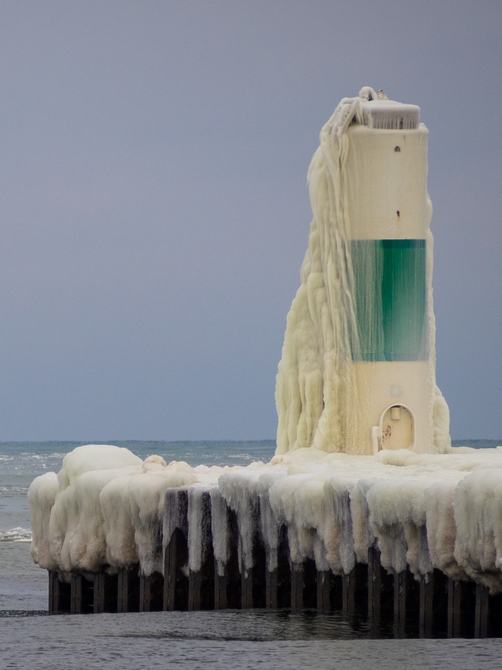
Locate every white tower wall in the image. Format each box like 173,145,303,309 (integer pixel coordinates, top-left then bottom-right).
346,114,433,454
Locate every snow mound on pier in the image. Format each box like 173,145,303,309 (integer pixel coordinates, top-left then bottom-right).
29,445,210,574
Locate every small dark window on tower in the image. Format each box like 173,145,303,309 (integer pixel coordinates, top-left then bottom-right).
394,146,401,152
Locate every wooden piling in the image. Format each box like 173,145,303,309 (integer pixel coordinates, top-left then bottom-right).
290,559,316,610
342,570,355,615
210,492,240,610
317,571,331,612
290,566,304,611
419,573,434,637
139,571,163,612
70,573,94,614
163,489,189,611
474,584,489,638
394,572,406,627
342,562,368,616
265,569,278,609
269,524,291,609
48,571,71,614
367,547,381,619
218,507,241,609
448,579,476,638
94,571,118,613
263,515,281,610
238,496,266,609
447,578,461,637
187,490,215,611
117,566,140,612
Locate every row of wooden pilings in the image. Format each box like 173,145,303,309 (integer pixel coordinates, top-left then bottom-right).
47,489,502,638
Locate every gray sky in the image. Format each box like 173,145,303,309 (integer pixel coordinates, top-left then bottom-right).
0,1,500,441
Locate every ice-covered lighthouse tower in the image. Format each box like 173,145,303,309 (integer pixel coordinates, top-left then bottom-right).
275,87,451,456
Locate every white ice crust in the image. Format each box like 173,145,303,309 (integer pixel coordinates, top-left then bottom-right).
28,443,502,593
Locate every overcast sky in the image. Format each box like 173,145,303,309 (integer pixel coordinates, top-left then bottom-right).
0,1,500,441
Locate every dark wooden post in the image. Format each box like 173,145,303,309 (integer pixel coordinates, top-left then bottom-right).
214,570,227,610
342,569,355,615
290,559,316,611
447,578,476,637
187,490,215,611
117,566,140,612
342,563,368,616
317,571,332,612
48,571,57,613
69,573,94,614
48,571,71,614
221,509,241,609
139,571,164,612
474,584,489,638
393,571,407,633
92,571,117,613
210,490,241,610
367,546,381,619
393,569,420,635
70,574,83,614
265,524,290,609
317,570,343,612
187,571,201,611
266,569,278,609
368,550,396,629
259,493,280,610
238,494,266,609
419,573,434,637
290,565,304,611
447,579,462,637
94,572,105,613
164,489,189,611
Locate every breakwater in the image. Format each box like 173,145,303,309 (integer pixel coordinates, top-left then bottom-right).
30,444,502,638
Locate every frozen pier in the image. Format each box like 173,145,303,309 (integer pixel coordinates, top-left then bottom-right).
29,444,502,638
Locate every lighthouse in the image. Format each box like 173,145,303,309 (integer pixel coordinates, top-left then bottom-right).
275,88,444,456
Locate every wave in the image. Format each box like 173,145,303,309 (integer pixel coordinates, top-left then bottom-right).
0,486,30,495
0,527,32,543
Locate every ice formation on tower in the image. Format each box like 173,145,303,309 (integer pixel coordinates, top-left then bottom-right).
275,87,451,456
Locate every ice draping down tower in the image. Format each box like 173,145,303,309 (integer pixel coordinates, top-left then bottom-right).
275,87,451,456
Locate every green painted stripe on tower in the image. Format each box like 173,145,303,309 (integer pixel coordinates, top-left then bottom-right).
350,239,427,361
